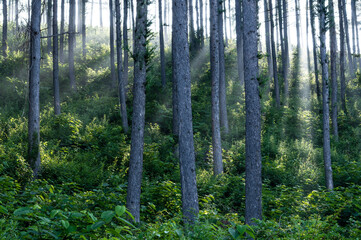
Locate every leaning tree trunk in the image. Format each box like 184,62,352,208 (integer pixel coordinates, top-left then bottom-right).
158,0,166,88
318,0,334,191
109,0,116,88
2,0,8,57
28,0,42,178
235,0,244,85
329,0,338,140
244,0,262,225
126,0,148,223
53,0,61,115
173,0,200,223
115,0,129,133
210,0,223,175
59,0,65,62
309,0,320,100
269,0,280,107
69,0,76,90
338,0,347,114
218,0,229,135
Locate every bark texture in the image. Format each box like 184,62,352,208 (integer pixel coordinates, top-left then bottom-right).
2,0,8,57
309,0,320,99
53,0,61,115
269,0,280,107
158,0,166,88
235,0,244,85
69,0,76,90
338,0,347,114
110,0,116,88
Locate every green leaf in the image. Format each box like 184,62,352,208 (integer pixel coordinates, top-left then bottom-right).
101,210,115,223
0,205,8,214
88,212,97,222
90,220,105,230
116,216,136,228
61,220,70,229
245,225,256,239
50,209,61,218
228,228,239,240
14,207,32,216
236,225,247,236
70,211,84,218
115,206,126,217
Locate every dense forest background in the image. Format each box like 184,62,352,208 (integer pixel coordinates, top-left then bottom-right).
1,0,361,239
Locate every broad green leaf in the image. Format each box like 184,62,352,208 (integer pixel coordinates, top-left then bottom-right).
236,225,247,236
0,205,8,214
70,211,84,218
115,206,126,217
14,207,32,216
101,210,115,223
50,209,61,218
116,216,136,228
88,212,97,222
228,228,238,240
90,220,105,230
61,220,70,229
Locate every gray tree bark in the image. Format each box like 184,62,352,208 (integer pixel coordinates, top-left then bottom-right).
352,0,361,69
351,0,357,69
329,0,338,140
123,0,129,89
189,0,196,52
295,0,301,51
210,0,223,175
205,0,208,37
309,0,320,100
47,0,52,54
223,0,228,46
69,0,76,90
338,0,347,114
218,0,229,135
306,0,311,72
199,0,204,47
82,0,86,57
173,0,199,223
158,0,166,88
110,0,116,88
342,0,355,78
269,0,280,107
282,0,289,101
115,0,129,133
2,0,8,57
126,0,148,223
99,0,103,27
264,0,273,82
318,0,334,191
59,0,65,62
77,0,82,33
28,0,42,178
15,0,18,31
244,0,262,225
53,0,61,115
235,0,244,85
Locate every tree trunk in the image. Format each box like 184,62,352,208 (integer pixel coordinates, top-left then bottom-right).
131,0,135,51
53,0,61,115
126,0,148,223
115,0,129,133
99,0,103,27
309,0,320,100
329,0,338,140
236,0,244,85
277,0,284,71
59,0,65,62
28,0,42,178
15,0,18,31
47,0,52,54
244,0,262,225
82,0,86,57
306,0,311,72
223,0,228,46
264,0,273,81
189,0,196,52
199,0,204,47
110,0,116,88
91,0,94,26
342,0,355,78
269,0,280,107
77,0,82,33
318,0,334,191
205,0,208,38
123,0,129,89
295,0,300,51
338,0,347,114
2,0,8,57
158,0,166,88
218,0,229,135
173,0,199,223
282,0,289,101
228,0,232,39
210,0,223,175
69,0,76,90
353,0,361,69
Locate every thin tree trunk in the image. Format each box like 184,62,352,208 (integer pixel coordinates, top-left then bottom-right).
172,41,179,136
59,0,65,62
163,0,168,43
173,0,199,223
354,0,361,69
218,0,229,135
351,0,357,69
264,0,273,81
126,0,148,223
82,0,86,57
91,0,94,26
115,0,129,133
236,0,244,85
210,0,223,175
277,0,284,71
269,0,280,107
205,0,208,38
2,0,7,57
295,0,300,51
342,0,355,78
329,0,338,140
338,0,347,114
223,0,228,46
195,0,199,32
53,0,61,115
310,0,321,100
318,0,334,191
244,0,262,225
159,0,166,88
123,0,129,89
131,0,135,51
28,0,42,178
15,0,18,31
99,0,103,27
69,0,76,90
283,0,289,101
228,0,232,39
47,0,52,54
189,0,196,52
306,0,311,72
200,0,204,47
110,0,116,88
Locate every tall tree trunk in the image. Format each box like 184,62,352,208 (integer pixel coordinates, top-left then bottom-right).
269,0,280,107
195,0,199,32
264,0,273,81
329,0,338,140
199,0,204,47
126,0,148,223
282,0,289,101
205,0,208,38
277,0,284,72
77,0,82,32
131,0,135,51
123,0,129,89
91,0,94,26
53,0,61,115
189,0,196,52
210,0,223,175
172,43,179,136
342,0,355,78
2,0,7,57
59,0,65,62
99,0,103,27
218,0,229,134
15,0,18,31
47,0,52,54
236,0,244,85
223,0,228,46
306,0,311,72
163,0,168,43
109,0,116,88
351,0,357,69
244,0,262,225
115,0,129,133
295,0,300,51
28,0,42,178
228,0,232,39
69,0,76,90
158,0,166,87
173,0,199,223
310,0,320,100
353,0,361,69
338,0,347,114
82,0,86,57
318,0,334,191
